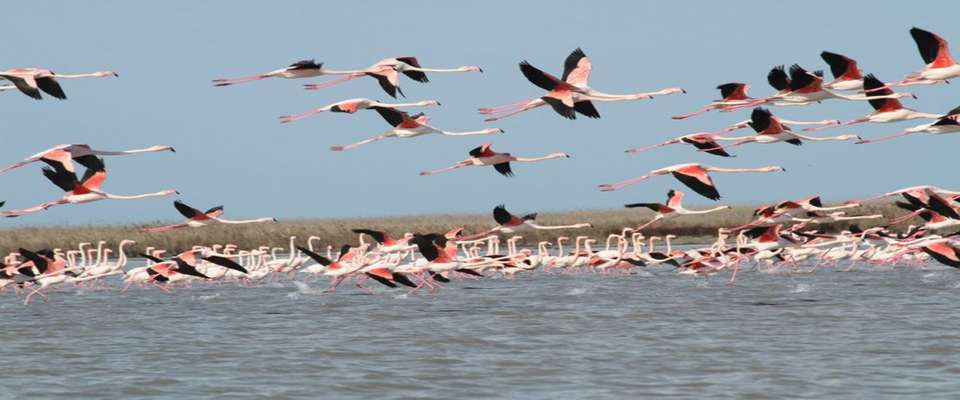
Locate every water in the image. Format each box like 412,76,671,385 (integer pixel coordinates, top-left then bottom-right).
4,263,960,399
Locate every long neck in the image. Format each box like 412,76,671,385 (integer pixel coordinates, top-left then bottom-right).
514,153,567,162
117,242,130,266
410,66,474,72
54,72,112,79
216,217,274,224
705,166,777,173
94,146,171,156
685,206,729,214
526,222,591,230
438,128,496,136
381,100,435,108
105,190,175,200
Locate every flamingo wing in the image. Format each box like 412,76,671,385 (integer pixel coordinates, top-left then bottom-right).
370,106,408,127
923,242,960,268
767,65,790,91
541,97,576,120
287,60,322,70
352,229,390,245
820,51,860,80
396,57,429,83
862,74,901,112
573,100,600,119
672,167,720,201
296,246,332,266
367,72,403,98
717,83,748,100
561,48,591,86
35,77,66,99
681,137,731,157
910,27,954,67
0,74,42,100
492,162,514,177
519,61,563,92
174,200,202,219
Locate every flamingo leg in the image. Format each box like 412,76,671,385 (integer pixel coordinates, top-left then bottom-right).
478,98,535,114
420,160,472,176
671,105,716,120
212,74,268,87
330,134,392,151
483,103,546,122
598,174,653,192
855,130,915,144
279,108,326,124
304,74,360,91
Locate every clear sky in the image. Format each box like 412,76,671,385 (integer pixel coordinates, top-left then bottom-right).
2,1,958,226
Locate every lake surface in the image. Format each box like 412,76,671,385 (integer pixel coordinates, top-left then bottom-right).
3,262,960,399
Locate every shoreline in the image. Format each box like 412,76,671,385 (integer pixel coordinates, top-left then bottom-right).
0,202,904,255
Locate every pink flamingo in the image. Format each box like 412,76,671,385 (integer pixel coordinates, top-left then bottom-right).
700,108,860,153
2,157,177,217
490,205,592,233
804,74,941,132
881,27,960,89
856,105,960,144
142,200,276,232
598,162,785,200
672,83,756,119
279,98,440,123
820,51,863,91
0,68,117,100
626,190,732,230
0,144,175,174
480,48,683,121
330,107,502,151
419,143,569,177
212,59,362,87
303,57,482,98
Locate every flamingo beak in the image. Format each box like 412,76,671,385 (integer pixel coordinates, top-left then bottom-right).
170,147,177,153
681,88,687,94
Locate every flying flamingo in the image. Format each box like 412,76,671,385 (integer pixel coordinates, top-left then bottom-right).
490,205,592,233
626,190,732,230
804,74,941,132
330,107,502,151
419,143,570,177
351,229,415,253
0,144,175,174
856,105,960,144
625,132,749,157
0,68,117,100
726,64,915,111
303,56,482,98
479,48,683,121
278,98,440,123
212,59,363,87
699,108,860,153
879,27,960,89
671,83,757,119
598,162,785,200
142,200,276,232
2,157,177,217
820,51,864,91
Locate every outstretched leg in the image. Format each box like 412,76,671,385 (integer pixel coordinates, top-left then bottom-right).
304,74,361,91
330,133,394,151
420,160,472,176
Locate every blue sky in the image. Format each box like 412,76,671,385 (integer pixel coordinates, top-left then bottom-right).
2,1,958,226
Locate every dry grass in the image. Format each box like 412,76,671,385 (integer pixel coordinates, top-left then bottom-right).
0,202,909,255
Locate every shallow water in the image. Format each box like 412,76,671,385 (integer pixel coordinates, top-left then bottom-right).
4,263,960,399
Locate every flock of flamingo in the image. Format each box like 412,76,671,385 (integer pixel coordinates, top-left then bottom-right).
3,27,960,304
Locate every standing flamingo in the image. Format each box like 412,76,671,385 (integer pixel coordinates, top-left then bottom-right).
490,205,592,233
0,144,175,174
419,143,570,177
142,200,276,232
0,68,117,100
856,105,960,144
626,190,732,230
211,59,363,87
804,74,941,132
279,98,440,123
820,51,863,91
303,57,482,98
479,48,683,121
330,107,502,151
598,162,785,200
2,157,177,217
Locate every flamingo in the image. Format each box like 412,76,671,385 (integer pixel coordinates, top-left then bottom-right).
351,229,415,253
726,64,915,111
2,157,177,217
211,59,363,87
489,205,591,233
625,190,732,230
330,107,502,151
855,105,960,144
0,68,117,100
803,74,941,132
0,144,175,174
303,56,482,98
671,83,756,119
882,27,960,89
419,143,570,177
479,48,683,121
598,162,785,200
278,98,440,123
142,200,276,232
820,51,863,91
700,108,860,153
625,132,749,157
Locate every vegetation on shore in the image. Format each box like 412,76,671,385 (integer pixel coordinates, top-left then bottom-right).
0,202,907,255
